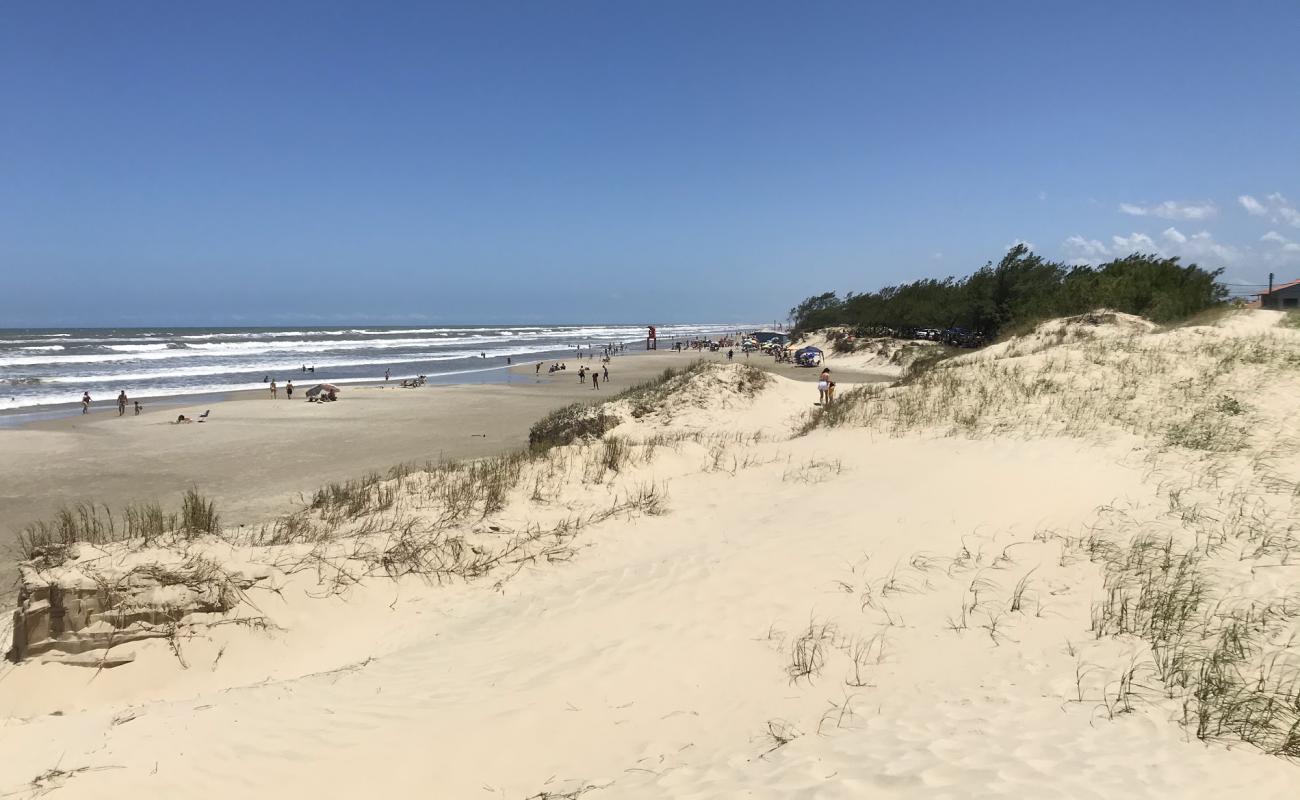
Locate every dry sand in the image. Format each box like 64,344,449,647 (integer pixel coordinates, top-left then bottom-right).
0,349,890,598
3,311,1298,798
0,352,702,594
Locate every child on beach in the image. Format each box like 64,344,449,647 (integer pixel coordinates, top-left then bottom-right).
134,400,142,416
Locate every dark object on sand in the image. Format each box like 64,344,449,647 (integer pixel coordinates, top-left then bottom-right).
794,346,824,367
306,383,341,402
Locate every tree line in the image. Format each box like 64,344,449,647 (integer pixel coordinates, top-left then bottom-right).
788,245,1227,339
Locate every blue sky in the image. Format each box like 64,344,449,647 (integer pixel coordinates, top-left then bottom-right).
2,1,1298,326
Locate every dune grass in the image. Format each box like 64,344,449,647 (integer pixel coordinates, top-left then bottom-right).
793,311,1300,758
18,488,220,561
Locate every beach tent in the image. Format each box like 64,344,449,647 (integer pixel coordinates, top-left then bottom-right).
794,346,823,366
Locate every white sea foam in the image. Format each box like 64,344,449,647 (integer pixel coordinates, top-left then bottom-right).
39,344,598,385
0,364,519,410
0,323,753,411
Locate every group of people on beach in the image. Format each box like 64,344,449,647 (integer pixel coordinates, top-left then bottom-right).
577,364,609,389
265,379,295,399
80,391,142,417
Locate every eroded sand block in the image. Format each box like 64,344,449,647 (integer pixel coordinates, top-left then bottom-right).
9,542,266,662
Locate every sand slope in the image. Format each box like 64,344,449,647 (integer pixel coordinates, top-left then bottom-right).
3,314,1300,798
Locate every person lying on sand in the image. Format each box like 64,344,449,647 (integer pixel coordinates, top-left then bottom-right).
175,414,193,424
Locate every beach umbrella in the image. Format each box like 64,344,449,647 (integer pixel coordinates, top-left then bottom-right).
305,383,341,398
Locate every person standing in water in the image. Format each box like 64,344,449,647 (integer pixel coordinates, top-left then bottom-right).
385,369,390,382
117,390,128,416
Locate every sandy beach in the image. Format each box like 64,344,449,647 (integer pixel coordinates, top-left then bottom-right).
3,310,1299,797
0,348,892,597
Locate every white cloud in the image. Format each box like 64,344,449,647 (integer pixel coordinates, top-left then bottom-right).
1063,228,1240,266
1119,200,1217,220
1062,235,1110,263
1182,230,1240,264
1261,230,1300,254
1238,193,1300,227
1112,232,1158,251
1239,195,1267,215
1269,193,1300,227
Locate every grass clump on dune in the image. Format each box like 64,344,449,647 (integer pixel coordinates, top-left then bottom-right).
528,404,620,453
19,489,221,560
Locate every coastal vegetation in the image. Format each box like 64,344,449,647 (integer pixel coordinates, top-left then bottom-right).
789,245,1228,338
798,310,1300,758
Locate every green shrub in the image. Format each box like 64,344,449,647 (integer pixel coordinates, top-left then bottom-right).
528,403,619,452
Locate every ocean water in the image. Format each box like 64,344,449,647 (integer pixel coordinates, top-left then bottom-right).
0,323,742,412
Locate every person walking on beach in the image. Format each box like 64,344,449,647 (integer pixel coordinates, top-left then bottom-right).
270,379,278,399
727,348,734,361
536,362,542,375
817,368,831,406
134,400,142,416
592,371,599,390
578,366,586,384
602,364,609,382
286,380,293,400
117,390,128,416
81,392,91,414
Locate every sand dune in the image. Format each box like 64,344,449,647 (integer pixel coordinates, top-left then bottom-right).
3,310,1300,798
